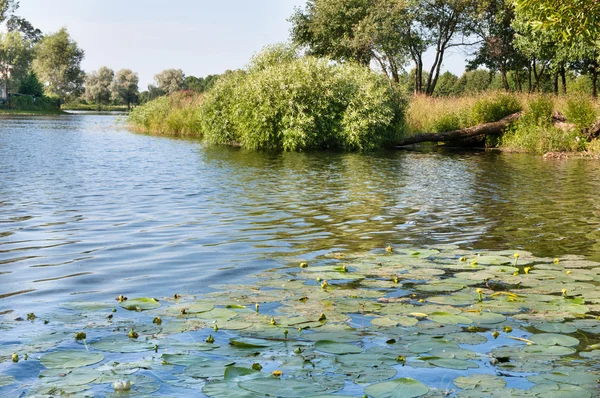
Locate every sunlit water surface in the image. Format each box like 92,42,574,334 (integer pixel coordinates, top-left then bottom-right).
1,114,600,314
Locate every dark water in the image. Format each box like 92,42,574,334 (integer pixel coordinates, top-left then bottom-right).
1,114,600,315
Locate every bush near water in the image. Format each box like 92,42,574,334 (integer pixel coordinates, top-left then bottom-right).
129,45,405,151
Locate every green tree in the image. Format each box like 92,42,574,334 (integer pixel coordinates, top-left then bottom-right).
32,28,85,102
18,70,43,96
84,66,114,110
111,68,139,110
154,69,184,94
434,71,459,96
0,0,18,23
468,0,527,91
454,69,492,94
0,31,31,101
6,16,43,43
513,0,600,48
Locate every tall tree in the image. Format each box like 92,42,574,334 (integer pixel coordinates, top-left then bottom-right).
6,16,43,43
0,31,31,101
513,0,600,49
0,0,18,24
32,28,85,102
154,69,184,94
468,0,526,91
111,68,139,110
84,66,113,110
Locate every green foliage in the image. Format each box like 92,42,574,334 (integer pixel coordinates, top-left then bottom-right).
470,94,522,124
199,49,405,151
184,74,219,93
502,95,583,153
0,31,31,96
128,91,202,137
18,71,43,96
32,28,85,101
564,95,597,129
5,95,59,111
431,113,462,133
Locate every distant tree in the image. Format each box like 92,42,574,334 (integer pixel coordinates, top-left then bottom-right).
0,31,31,100
154,69,184,94
32,28,85,102
434,71,459,96
84,66,114,110
138,85,166,104
6,16,43,43
18,70,43,96
111,68,139,110
184,74,220,93
453,69,492,94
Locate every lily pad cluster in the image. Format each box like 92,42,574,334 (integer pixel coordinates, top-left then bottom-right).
1,246,599,397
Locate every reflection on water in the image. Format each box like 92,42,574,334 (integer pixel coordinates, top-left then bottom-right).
1,114,599,314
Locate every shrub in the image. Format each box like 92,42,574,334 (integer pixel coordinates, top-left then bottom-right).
470,94,521,125
200,48,405,151
564,95,597,129
431,113,461,133
128,91,203,137
502,96,583,153
5,95,59,111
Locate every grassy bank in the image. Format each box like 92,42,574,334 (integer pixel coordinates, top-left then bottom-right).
0,95,63,115
406,92,600,155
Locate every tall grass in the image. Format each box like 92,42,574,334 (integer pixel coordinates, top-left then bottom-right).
128,91,203,137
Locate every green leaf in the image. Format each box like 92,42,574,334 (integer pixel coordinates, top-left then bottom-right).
364,378,429,398
40,351,104,369
119,297,160,311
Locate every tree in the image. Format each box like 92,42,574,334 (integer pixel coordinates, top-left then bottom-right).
18,70,43,96
0,31,31,100
111,68,139,110
32,28,85,102
290,0,482,94
0,0,18,24
6,16,43,43
154,69,184,94
84,66,113,110
468,0,527,91
513,0,600,49
434,71,458,96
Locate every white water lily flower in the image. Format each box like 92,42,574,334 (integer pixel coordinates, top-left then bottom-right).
113,380,131,391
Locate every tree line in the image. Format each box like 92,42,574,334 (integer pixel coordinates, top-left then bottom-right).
290,0,600,96
0,0,219,110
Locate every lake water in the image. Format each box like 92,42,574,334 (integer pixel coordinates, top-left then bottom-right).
1,113,600,315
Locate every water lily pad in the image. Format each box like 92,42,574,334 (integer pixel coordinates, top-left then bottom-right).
429,358,479,370
229,338,271,348
119,298,160,311
454,374,506,390
162,354,211,366
428,312,473,325
533,323,578,334
464,311,506,324
314,340,362,354
239,376,342,397
0,375,15,387
184,360,235,379
529,383,592,398
529,333,579,347
91,335,155,353
40,351,104,369
364,377,429,398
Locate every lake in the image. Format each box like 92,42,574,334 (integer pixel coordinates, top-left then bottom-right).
1,114,599,396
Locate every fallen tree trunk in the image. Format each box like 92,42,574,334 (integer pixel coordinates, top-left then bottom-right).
394,112,523,147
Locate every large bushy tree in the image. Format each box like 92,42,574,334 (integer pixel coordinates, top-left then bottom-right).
84,66,114,109
111,68,139,110
154,69,184,94
0,31,31,100
32,28,85,102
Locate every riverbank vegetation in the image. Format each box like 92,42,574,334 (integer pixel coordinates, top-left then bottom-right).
130,46,405,151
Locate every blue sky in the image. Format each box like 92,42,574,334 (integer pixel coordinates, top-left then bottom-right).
19,0,467,89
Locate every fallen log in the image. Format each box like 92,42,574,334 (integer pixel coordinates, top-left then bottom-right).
395,112,523,147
